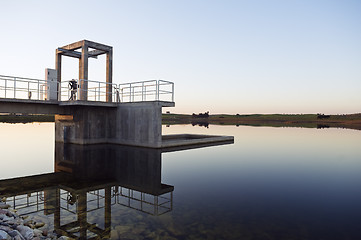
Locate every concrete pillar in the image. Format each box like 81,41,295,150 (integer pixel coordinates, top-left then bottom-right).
79,57,82,81
106,49,113,102
54,102,167,147
55,51,62,100
79,43,88,101
53,188,61,234
104,186,111,237
78,192,87,239
45,69,58,101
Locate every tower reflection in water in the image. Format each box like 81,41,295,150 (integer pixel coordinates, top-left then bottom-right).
0,143,174,239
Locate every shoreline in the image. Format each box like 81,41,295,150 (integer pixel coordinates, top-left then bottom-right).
0,200,67,239
1,113,361,131
162,113,361,131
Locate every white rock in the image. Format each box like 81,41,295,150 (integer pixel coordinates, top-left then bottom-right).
33,228,43,237
0,225,13,232
16,225,34,240
0,203,10,209
58,236,70,240
14,235,25,240
0,229,11,240
8,230,25,240
1,215,15,222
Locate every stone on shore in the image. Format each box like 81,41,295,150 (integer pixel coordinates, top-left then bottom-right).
0,202,11,209
0,199,71,240
16,225,34,240
0,229,11,240
8,230,25,240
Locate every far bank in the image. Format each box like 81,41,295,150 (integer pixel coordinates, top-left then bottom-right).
162,113,361,131
1,113,361,131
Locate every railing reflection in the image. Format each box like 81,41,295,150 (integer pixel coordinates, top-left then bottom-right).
0,143,174,239
0,140,232,239
117,186,173,216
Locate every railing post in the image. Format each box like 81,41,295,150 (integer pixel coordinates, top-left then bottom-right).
144,86,146,101
129,83,132,102
170,191,173,210
132,84,135,102
14,77,16,98
38,80,40,100
121,88,123,102
68,82,70,100
27,82,30,99
142,82,144,101
156,80,160,101
98,82,100,101
172,82,174,102
4,79,7,98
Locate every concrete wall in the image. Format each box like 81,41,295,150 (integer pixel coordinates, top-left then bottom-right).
45,68,58,100
55,106,116,144
111,101,163,148
55,143,170,195
55,101,168,148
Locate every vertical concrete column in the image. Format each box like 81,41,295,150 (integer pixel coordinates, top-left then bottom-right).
78,192,87,238
79,58,82,80
106,48,113,102
78,58,83,101
45,69,58,100
79,43,89,101
53,188,61,234
104,186,111,237
55,50,62,100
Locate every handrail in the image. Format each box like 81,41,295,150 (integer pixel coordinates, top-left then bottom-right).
0,75,51,101
0,75,47,82
60,79,118,102
0,75,174,103
118,80,174,102
119,79,158,85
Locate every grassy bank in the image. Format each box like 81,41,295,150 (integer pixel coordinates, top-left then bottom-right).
0,114,55,123
162,113,361,130
2,113,361,130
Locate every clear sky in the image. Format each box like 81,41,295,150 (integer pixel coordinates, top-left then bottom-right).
0,0,360,114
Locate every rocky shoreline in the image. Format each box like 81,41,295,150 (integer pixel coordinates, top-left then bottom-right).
0,200,69,240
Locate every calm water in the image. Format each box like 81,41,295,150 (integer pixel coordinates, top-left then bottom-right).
1,123,361,239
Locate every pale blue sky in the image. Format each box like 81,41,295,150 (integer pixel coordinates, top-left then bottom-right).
0,0,360,114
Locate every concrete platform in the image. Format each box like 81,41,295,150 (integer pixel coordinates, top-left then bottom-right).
59,100,118,107
161,134,234,148
118,100,175,108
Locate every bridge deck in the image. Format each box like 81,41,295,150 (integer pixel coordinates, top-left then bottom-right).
0,98,174,114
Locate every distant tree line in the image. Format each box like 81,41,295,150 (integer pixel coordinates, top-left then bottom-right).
192,111,209,118
317,113,330,119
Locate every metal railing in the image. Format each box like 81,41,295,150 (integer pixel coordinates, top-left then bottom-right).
0,75,174,103
60,79,118,102
0,75,51,100
2,191,46,216
118,79,174,103
115,186,173,216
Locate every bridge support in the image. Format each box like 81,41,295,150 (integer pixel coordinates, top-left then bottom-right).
55,101,171,148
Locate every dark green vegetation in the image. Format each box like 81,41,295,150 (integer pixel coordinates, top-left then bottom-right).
163,113,361,130
2,113,361,130
0,114,54,123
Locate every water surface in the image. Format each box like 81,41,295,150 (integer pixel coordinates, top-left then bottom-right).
1,123,361,239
